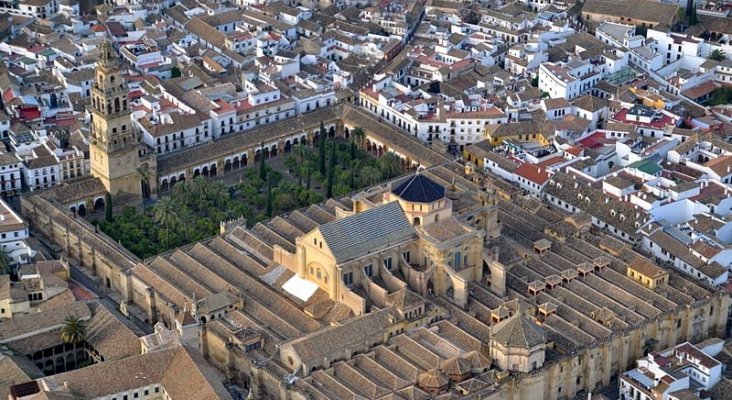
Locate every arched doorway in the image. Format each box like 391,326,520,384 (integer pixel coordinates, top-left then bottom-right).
202,166,209,177
66,354,75,370
94,198,104,211
78,204,86,217
444,273,454,299
70,206,76,214
224,159,232,173
193,169,200,178
284,140,292,153
44,360,53,374
241,154,248,166
328,126,335,138
210,164,217,177
170,176,178,189
55,356,65,373
160,179,169,192
483,259,491,279
271,145,278,157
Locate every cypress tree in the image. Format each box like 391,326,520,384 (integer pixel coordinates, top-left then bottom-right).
104,192,113,222
259,143,266,181
349,163,356,189
326,143,336,198
266,173,273,218
318,122,326,175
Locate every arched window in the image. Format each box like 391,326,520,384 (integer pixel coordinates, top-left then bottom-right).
454,251,462,268
317,269,322,280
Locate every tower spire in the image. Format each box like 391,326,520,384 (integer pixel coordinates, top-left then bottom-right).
98,39,120,69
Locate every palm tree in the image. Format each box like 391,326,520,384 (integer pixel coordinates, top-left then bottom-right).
351,126,366,150
293,144,310,165
136,164,152,203
189,177,215,210
154,196,179,243
709,49,727,62
361,166,382,186
172,179,192,203
378,152,403,179
61,315,87,347
207,182,227,207
176,206,193,242
61,315,87,370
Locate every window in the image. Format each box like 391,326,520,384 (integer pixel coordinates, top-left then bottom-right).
383,257,392,270
364,264,373,277
343,272,353,285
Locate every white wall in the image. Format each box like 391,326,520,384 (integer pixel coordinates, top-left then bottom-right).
650,199,710,225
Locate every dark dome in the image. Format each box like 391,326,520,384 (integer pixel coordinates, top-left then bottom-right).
391,174,445,203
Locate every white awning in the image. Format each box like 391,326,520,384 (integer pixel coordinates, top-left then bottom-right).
282,274,319,302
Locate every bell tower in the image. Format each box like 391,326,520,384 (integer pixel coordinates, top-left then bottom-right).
89,40,142,202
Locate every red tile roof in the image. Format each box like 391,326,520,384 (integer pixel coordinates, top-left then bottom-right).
515,163,551,185
613,108,675,129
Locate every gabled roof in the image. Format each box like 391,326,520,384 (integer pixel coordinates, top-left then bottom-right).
491,314,545,349
384,289,423,310
391,173,445,203
318,201,415,263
